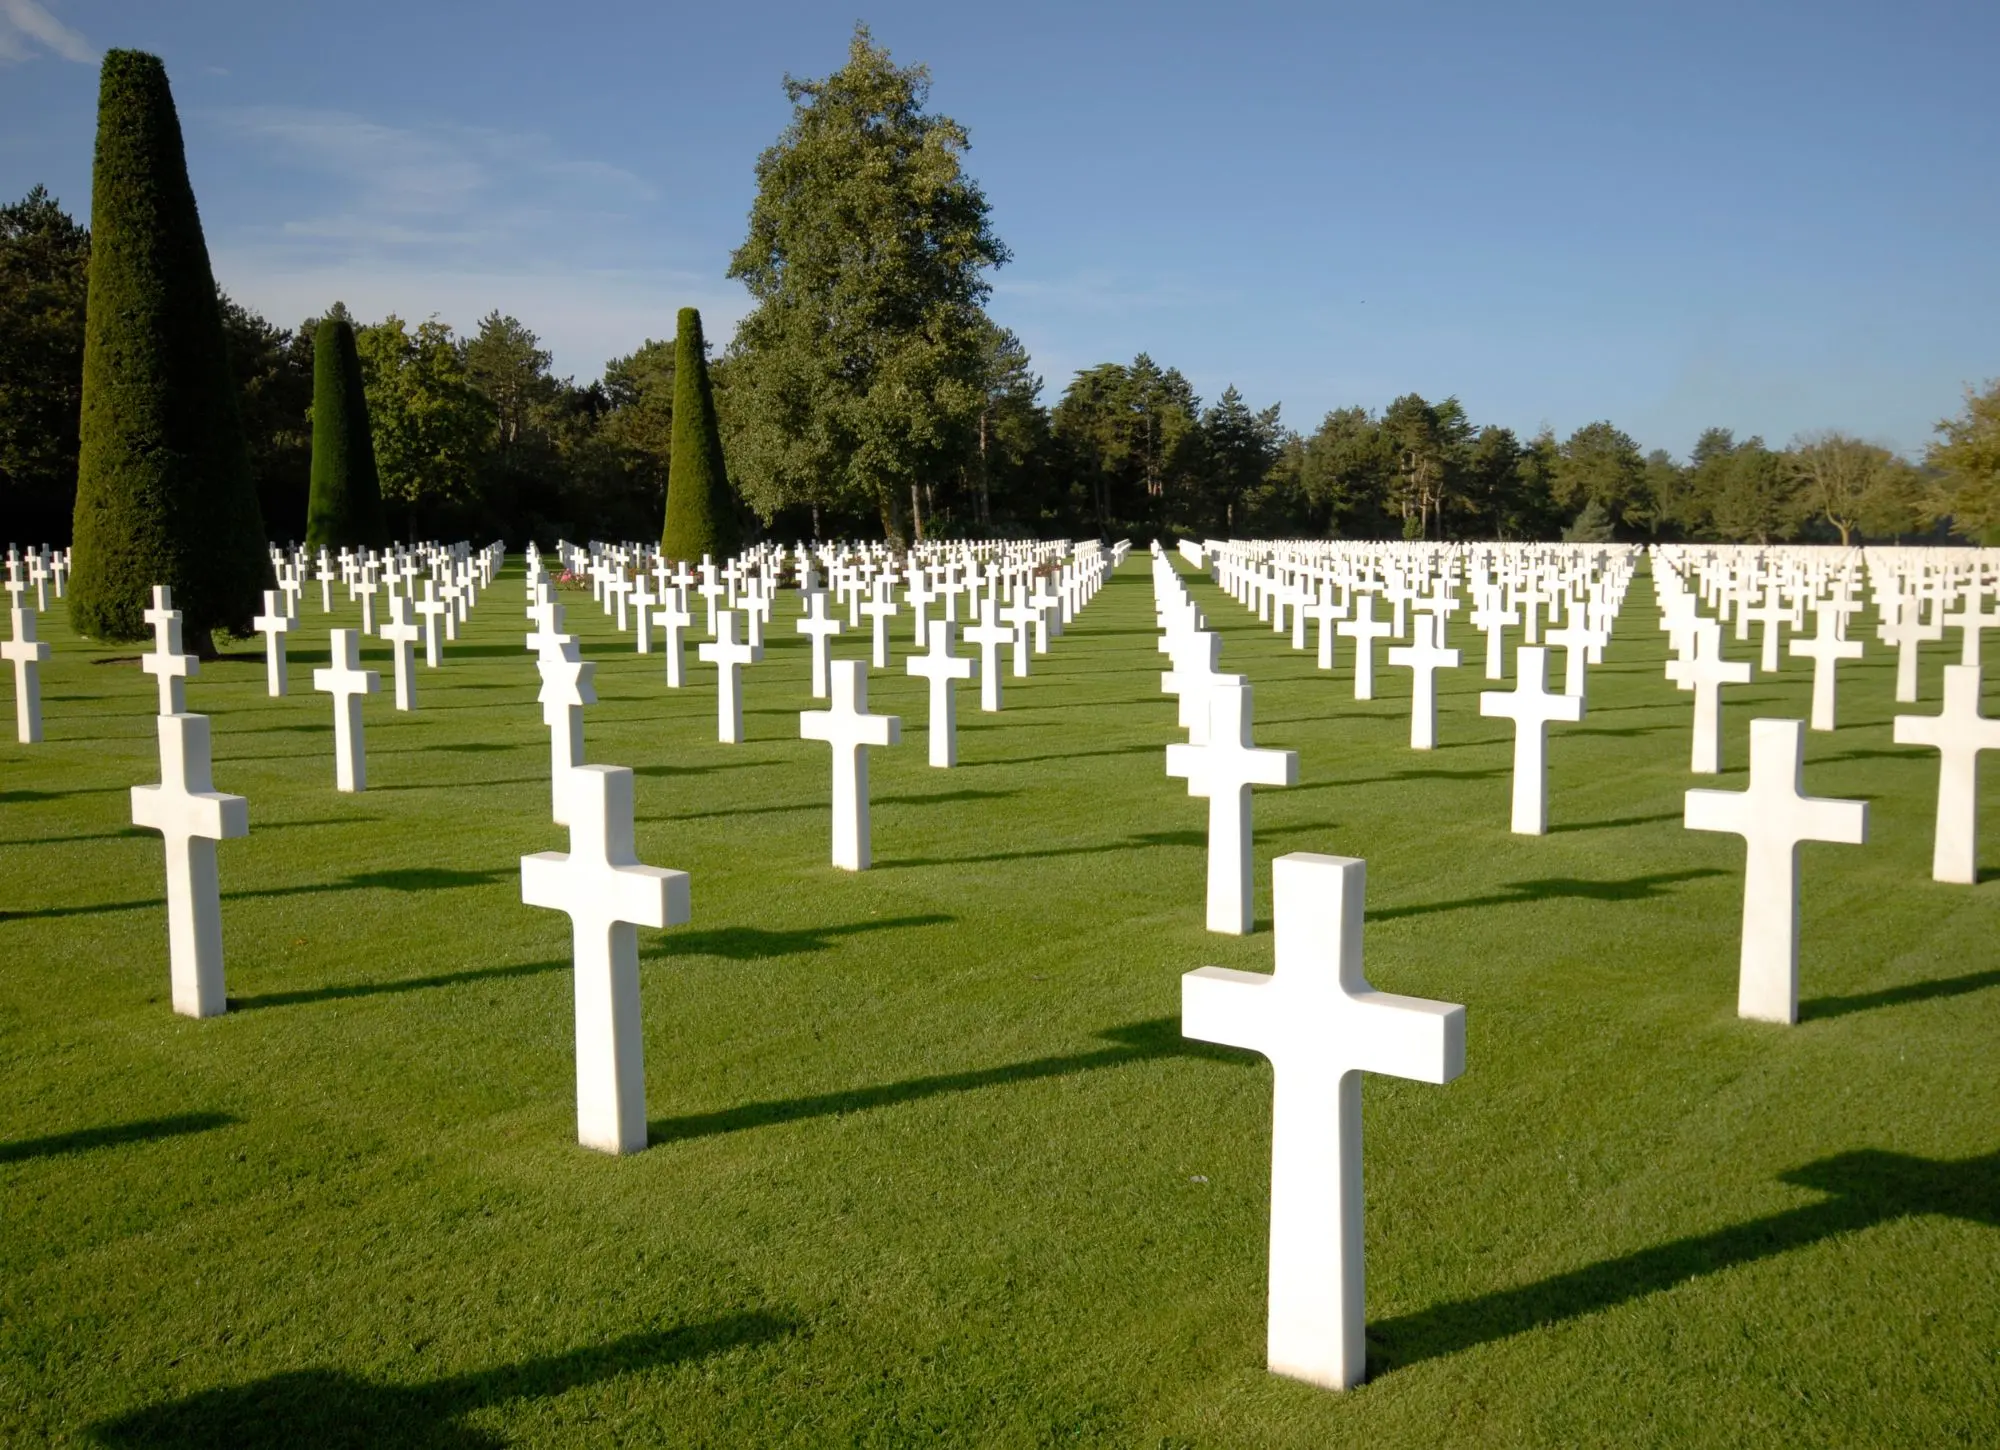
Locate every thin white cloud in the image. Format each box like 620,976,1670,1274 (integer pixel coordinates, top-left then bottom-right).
0,0,95,64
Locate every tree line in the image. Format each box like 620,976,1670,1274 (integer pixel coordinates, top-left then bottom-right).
4,29,1997,552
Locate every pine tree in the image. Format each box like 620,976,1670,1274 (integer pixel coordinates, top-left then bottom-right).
660,308,739,562
305,312,388,551
68,50,267,648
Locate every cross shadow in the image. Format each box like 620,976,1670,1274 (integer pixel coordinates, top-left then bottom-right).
1800,968,2000,1022
230,958,565,1011
631,759,769,778
1373,868,1726,921
1547,812,1683,835
875,788,1018,807
1,827,150,847
1367,1147,2000,1377
875,828,1205,870
372,776,548,793
647,1016,1248,1145
90,1311,796,1449
957,742,1161,769
373,742,517,756
1569,726,1659,738
0,1112,236,1167
644,913,955,962
2,868,508,923
0,784,132,803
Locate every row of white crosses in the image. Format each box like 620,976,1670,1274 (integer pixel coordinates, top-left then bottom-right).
3,544,71,612
2,549,69,743
1153,544,1465,1392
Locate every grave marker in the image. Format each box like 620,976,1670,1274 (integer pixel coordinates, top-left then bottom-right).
131,713,248,1018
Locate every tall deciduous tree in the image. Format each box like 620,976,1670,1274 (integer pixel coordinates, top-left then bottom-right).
352,315,493,538
662,307,739,562
69,50,268,648
305,312,388,551
1196,385,1283,535
0,186,90,547
1926,381,2000,542
1551,421,1648,537
1786,430,1894,546
726,26,1008,545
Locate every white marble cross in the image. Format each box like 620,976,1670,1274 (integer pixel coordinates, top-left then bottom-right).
131,712,248,1018
653,588,693,688
1676,621,1752,774
521,764,690,1154
415,582,449,668
1162,631,1243,747
1469,591,1518,680
1385,613,1460,750
1544,618,1595,703
4,607,51,743
697,610,761,744
629,574,659,653
379,593,423,711
1479,645,1584,834
964,594,1013,712
312,629,380,792
801,659,901,869
1166,682,1298,934
1877,593,1938,704
1337,594,1392,700
1894,664,2000,884
1304,586,1348,671
796,590,844,699
1685,717,1868,1023
1182,852,1465,1390
537,639,597,825
906,618,976,767
252,590,291,698
861,582,900,669
1787,609,1864,732
142,585,199,715
1001,596,1039,677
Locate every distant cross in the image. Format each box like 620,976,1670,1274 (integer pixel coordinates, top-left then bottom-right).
797,590,844,699
1001,595,1039,677
1182,852,1465,1390
964,595,1013,712
380,593,423,711
1479,645,1584,834
697,564,726,636
131,712,248,1019
251,590,291,698
801,659,900,869
1943,590,2000,667
1385,613,1460,750
697,610,762,744
1304,585,1348,671
1030,579,1062,648
415,582,449,668
312,629,380,792
906,618,976,767
1166,682,1298,935
1685,717,1867,1024
3,607,52,743
1744,584,1794,673
629,574,658,653
605,571,633,633
537,639,596,825
1787,608,1864,732
1543,618,1595,702
906,571,936,649
1877,592,1939,704
522,764,690,1154
142,585,199,716
1162,631,1243,746
653,588,693,688
1469,590,1518,680
1672,621,1753,774
1514,578,1550,644
1336,593,1392,700
860,581,900,669
1894,664,2000,884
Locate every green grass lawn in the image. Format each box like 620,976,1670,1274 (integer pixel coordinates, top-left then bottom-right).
1,554,1995,1447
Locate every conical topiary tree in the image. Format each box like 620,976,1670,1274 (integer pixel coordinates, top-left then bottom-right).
660,307,740,563
68,50,268,649
305,313,388,552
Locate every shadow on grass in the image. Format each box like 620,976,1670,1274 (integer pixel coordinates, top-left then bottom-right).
1547,811,1683,835
875,788,1017,807
1368,1147,2000,1377
646,913,955,962
875,828,1206,870
1800,967,2000,1022
648,1016,1248,1144
957,742,1161,769
0,1112,236,1166
231,958,565,1011
2,867,509,923
1373,868,1726,921
0,784,133,803
90,1311,796,1449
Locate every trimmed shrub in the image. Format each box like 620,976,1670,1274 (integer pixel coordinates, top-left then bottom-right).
68,50,267,647
305,316,388,551
660,308,740,563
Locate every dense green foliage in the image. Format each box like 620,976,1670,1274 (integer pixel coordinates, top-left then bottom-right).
66,51,268,646
661,308,739,562
304,314,388,553
0,186,90,547
1,559,1995,1444
723,25,1008,545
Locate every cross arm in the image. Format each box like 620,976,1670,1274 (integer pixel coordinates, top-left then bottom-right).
131,785,248,840
1683,787,1753,838
1182,966,1276,1055
1346,990,1466,1084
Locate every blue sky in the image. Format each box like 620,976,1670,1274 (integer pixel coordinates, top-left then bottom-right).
4,0,1995,459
